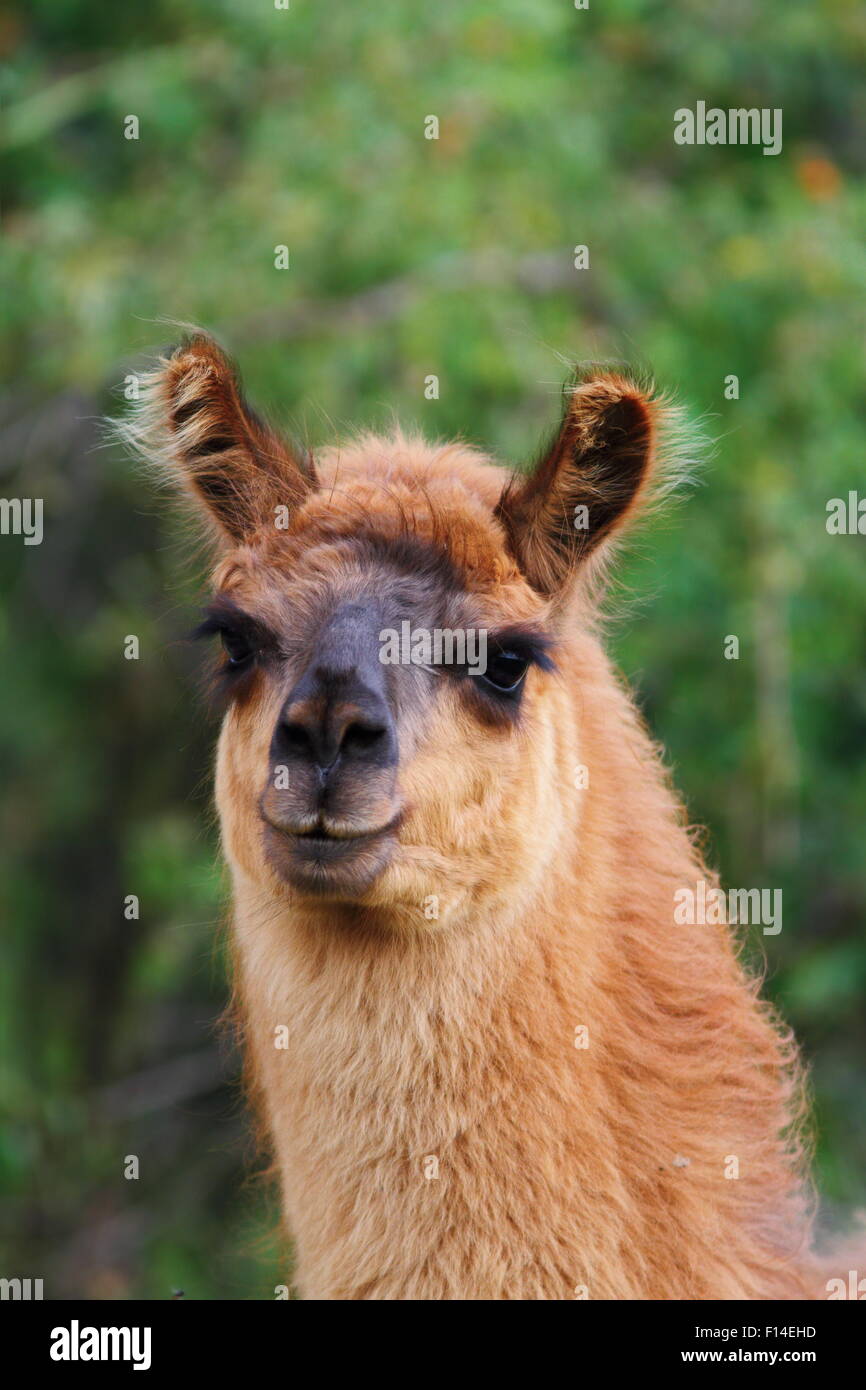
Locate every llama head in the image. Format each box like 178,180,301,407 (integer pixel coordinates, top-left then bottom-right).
130,334,667,919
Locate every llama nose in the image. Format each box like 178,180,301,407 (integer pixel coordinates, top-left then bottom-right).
271,600,397,781
276,682,393,776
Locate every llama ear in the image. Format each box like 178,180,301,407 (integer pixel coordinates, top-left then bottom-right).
123,333,315,544
494,373,658,596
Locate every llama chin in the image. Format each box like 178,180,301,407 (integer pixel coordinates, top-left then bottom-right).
127,330,863,1300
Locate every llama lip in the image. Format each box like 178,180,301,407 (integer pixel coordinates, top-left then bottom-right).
297,820,394,842
262,813,402,843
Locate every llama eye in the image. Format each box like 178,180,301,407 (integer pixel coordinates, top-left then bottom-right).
221,630,253,668
483,650,529,693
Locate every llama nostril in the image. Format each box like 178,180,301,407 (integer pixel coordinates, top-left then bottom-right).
281,722,313,758
341,720,387,756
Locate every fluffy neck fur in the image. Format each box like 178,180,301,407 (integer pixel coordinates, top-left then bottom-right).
226,630,819,1300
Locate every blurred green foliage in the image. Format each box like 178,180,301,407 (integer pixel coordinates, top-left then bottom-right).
1,0,864,1298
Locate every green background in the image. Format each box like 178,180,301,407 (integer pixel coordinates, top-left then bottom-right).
1,0,864,1299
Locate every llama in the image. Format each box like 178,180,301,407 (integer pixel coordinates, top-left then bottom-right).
127,332,858,1300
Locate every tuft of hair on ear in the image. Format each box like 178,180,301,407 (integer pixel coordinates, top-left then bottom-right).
495,366,702,600
113,328,316,546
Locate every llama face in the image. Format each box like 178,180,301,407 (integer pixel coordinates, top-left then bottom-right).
129,336,663,914
205,489,559,907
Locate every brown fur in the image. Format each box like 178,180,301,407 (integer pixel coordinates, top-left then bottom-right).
125,334,861,1299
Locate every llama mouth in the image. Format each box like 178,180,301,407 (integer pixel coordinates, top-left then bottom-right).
289,821,399,858
262,814,401,896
